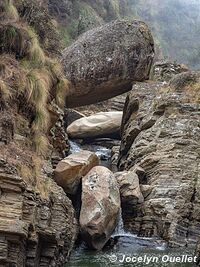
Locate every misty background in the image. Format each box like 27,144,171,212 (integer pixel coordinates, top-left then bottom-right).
49,0,200,69
127,0,200,69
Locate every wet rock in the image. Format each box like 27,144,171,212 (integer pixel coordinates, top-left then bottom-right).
62,20,154,107
67,111,123,139
89,138,121,149
80,166,120,250
54,150,99,194
111,145,120,165
118,73,200,247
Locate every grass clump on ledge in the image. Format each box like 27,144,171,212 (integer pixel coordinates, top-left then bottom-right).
0,80,11,109
0,24,45,67
46,59,70,108
27,27,46,67
33,134,50,157
25,70,50,132
0,0,19,22
0,0,70,158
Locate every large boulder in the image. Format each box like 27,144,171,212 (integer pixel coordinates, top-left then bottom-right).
62,20,154,107
67,111,123,139
54,150,99,194
80,166,120,250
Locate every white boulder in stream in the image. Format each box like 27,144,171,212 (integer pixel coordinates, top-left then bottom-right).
67,111,123,139
54,150,99,195
80,166,120,250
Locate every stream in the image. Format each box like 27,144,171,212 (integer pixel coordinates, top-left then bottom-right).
66,140,195,267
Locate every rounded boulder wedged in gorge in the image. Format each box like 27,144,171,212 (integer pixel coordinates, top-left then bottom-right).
54,150,99,195
67,111,123,139
62,19,154,107
80,166,121,250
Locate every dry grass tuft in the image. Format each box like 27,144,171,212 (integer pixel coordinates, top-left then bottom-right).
25,70,50,132
18,164,33,183
33,134,50,157
0,79,11,99
0,25,45,67
55,78,70,108
32,155,51,199
32,108,50,133
0,79,12,109
46,58,70,107
26,71,49,106
46,59,63,82
0,1,69,159
0,0,19,22
27,27,46,67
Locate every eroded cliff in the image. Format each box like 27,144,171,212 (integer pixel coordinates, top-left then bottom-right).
0,1,77,266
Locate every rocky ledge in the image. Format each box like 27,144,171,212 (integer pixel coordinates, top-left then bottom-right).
118,72,200,248
0,159,77,266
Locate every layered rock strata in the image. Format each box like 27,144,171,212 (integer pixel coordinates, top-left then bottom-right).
118,73,200,247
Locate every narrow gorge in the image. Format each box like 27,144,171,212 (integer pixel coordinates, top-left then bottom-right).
0,1,200,267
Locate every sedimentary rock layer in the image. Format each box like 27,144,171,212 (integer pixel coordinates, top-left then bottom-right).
118,73,200,247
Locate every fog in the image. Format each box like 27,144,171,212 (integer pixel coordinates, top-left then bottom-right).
127,0,200,69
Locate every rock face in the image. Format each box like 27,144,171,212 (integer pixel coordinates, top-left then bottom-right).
64,109,85,127
0,160,77,267
152,60,189,82
62,20,154,107
118,73,200,247
54,150,99,194
67,111,123,139
115,171,144,213
49,102,70,167
80,166,120,250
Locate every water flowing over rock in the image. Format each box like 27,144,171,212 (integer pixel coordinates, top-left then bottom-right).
118,72,200,247
67,111,123,139
54,150,99,194
62,19,154,107
80,166,120,250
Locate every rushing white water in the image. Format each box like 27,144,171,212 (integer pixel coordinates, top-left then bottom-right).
69,139,112,168
69,140,81,153
66,140,194,267
112,209,126,237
